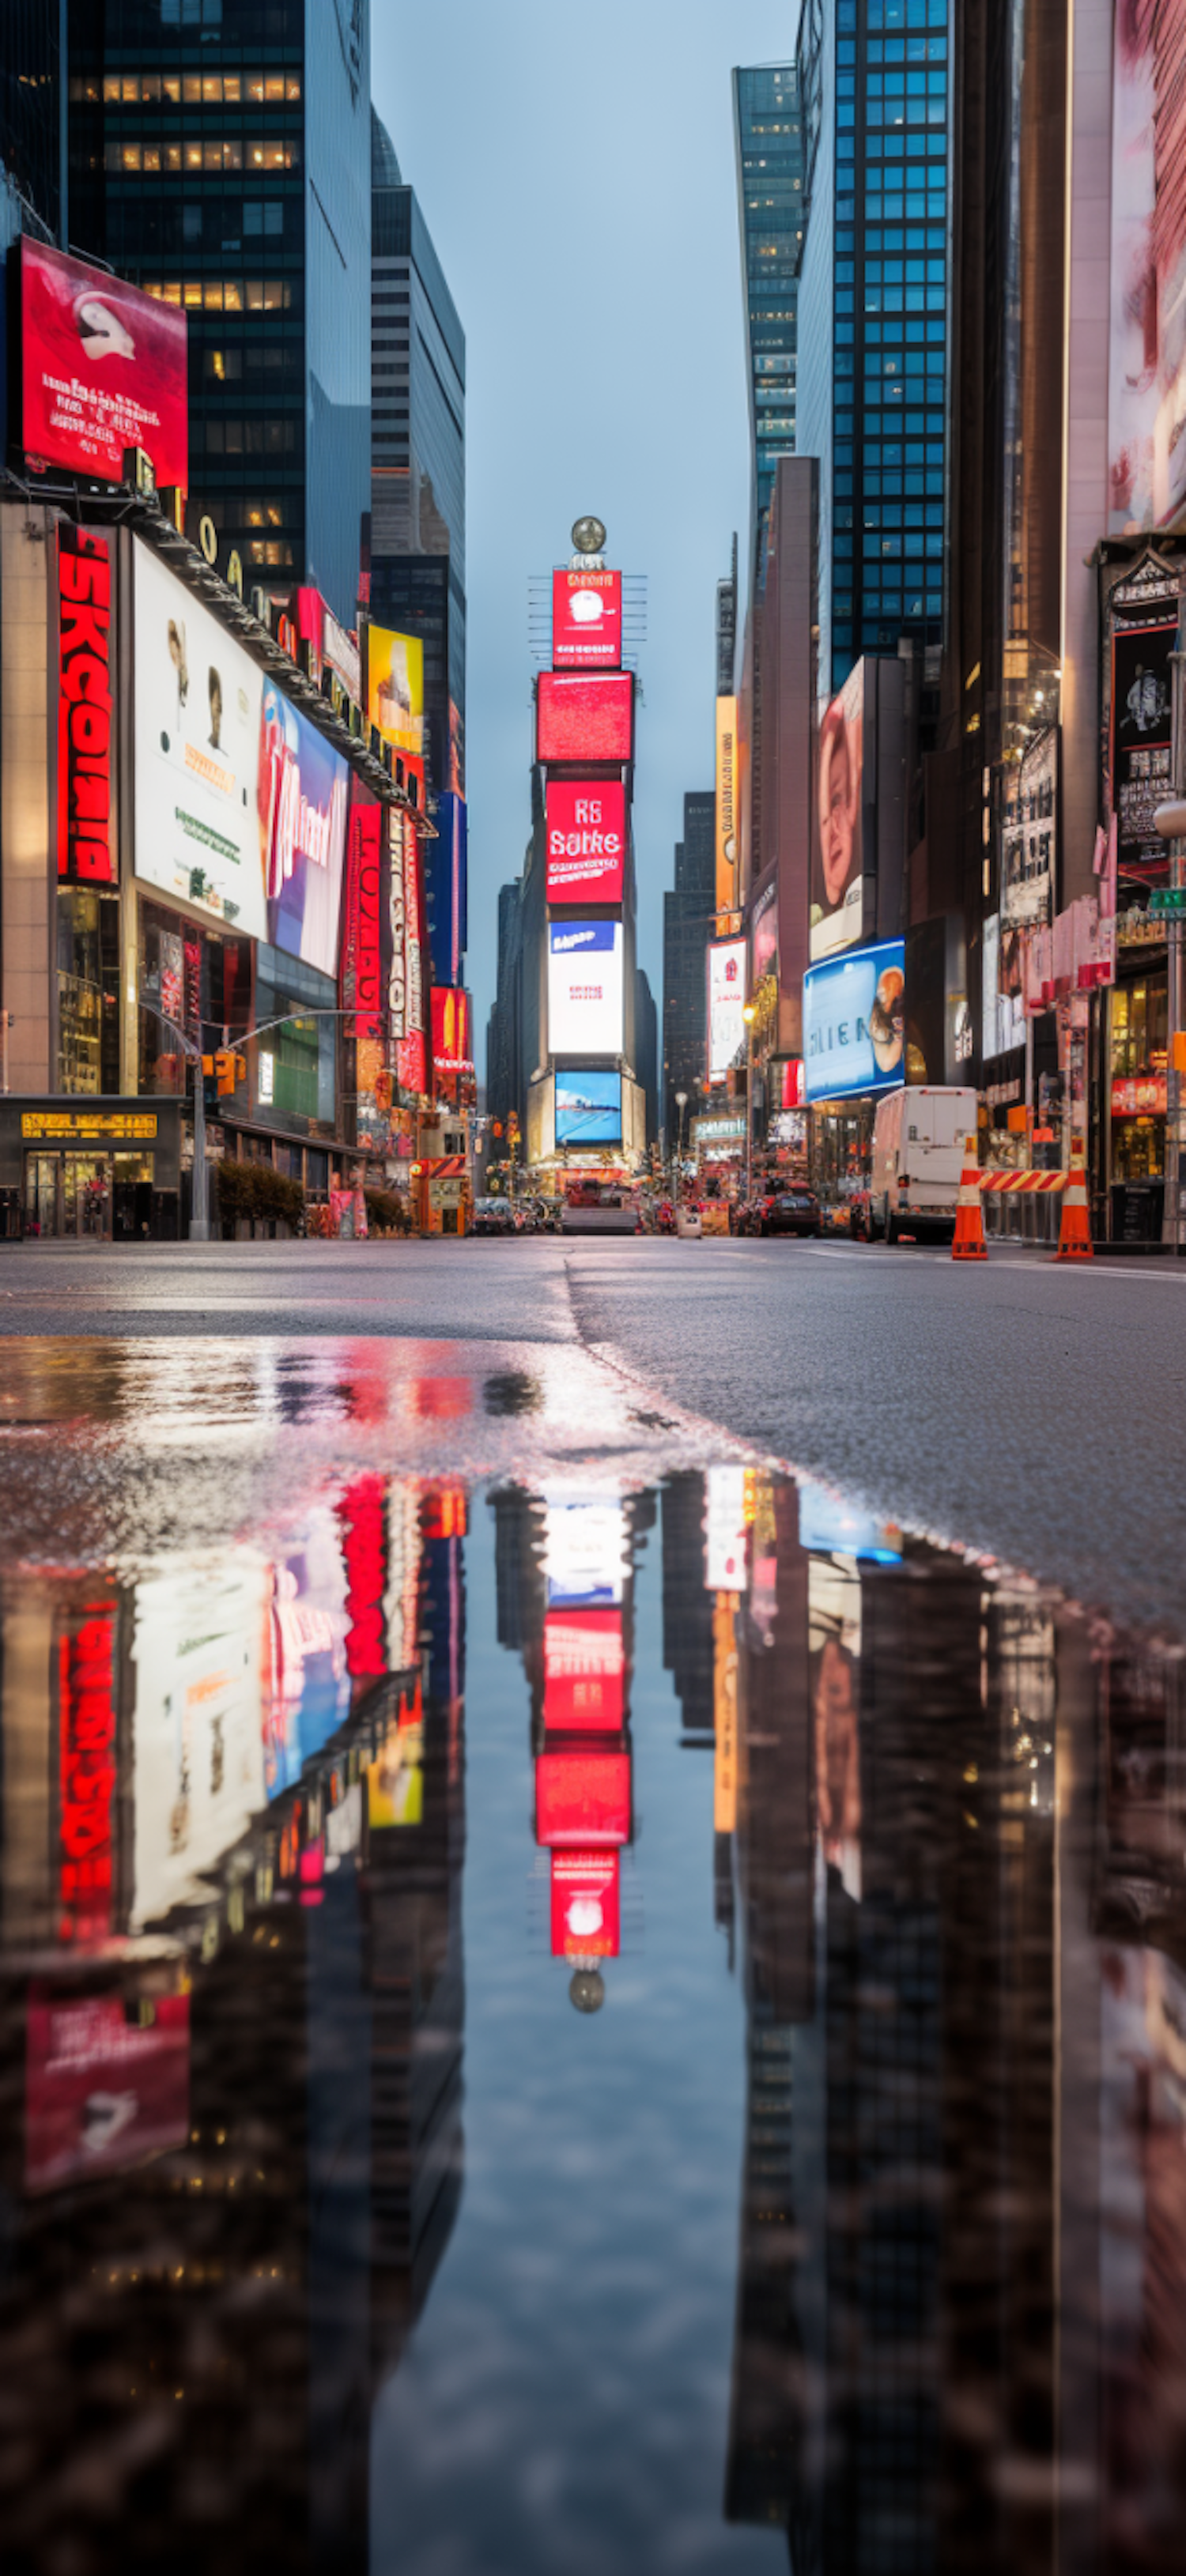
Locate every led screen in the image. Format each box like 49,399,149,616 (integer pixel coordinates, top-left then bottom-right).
543,1612,625,1733
134,541,266,935
546,779,626,904
366,625,424,756
548,921,623,1056
545,1495,626,1609
552,568,623,668
535,1751,632,1847
708,938,746,1081
555,1067,622,1146
259,679,349,977
550,1849,621,1959
537,671,633,764
1109,9,1186,532
810,662,868,962
22,238,188,489
803,939,906,1103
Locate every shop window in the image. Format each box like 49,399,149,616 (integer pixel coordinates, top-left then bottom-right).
57,889,119,1097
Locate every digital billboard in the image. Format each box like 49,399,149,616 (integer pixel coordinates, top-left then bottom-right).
546,779,627,904
981,915,1025,1061
797,1478,903,1563
705,1464,747,1593
365,625,424,756
259,679,349,977
544,1612,625,1733
803,939,906,1103
431,985,473,1072
21,238,188,490
545,1495,626,1609
550,1849,621,1959
555,1067,622,1146
536,1750,632,1847
428,790,467,985
537,671,633,764
1111,617,1177,880
548,921,623,1055
1109,8,1186,533
552,568,623,669
134,541,267,935
716,695,738,914
1001,726,1057,926
25,1987,190,2196
58,529,115,884
708,937,746,1081
811,662,867,960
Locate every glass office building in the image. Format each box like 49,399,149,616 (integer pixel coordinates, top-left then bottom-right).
371,111,466,795
733,66,804,598
796,0,950,697
65,0,371,628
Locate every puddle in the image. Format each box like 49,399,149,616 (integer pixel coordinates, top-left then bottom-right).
0,1339,1183,2573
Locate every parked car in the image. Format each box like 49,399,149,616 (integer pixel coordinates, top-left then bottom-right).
760,1188,822,1238
869,1085,978,1242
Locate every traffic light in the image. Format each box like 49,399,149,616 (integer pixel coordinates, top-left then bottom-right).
215,1050,246,1096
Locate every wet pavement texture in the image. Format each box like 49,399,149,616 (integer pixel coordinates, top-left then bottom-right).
0,1334,1184,2573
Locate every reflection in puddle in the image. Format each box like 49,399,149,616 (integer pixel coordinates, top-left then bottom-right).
0,1341,1183,2570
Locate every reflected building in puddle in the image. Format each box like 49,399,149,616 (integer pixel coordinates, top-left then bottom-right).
0,1462,467,2574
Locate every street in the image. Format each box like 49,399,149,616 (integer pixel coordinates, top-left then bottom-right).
3,1235,1182,1635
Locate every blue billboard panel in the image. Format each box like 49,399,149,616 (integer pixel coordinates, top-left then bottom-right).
555,1067,622,1146
803,939,906,1103
796,1477,903,1563
428,791,467,987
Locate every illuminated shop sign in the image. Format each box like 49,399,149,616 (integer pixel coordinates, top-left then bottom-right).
552,568,623,669
803,939,906,1103
58,530,115,884
22,236,188,489
21,1110,158,1142
546,779,627,904
536,671,633,764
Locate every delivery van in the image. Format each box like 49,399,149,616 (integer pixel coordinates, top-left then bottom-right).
868,1086,978,1243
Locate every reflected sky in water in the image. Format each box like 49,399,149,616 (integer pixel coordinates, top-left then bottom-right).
0,1339,1182,2574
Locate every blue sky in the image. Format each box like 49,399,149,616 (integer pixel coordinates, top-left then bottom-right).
372,0,795,1071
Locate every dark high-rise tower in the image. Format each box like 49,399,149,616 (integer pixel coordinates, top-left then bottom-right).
733,65,804,598
663,790,716,1144
66,0,372,626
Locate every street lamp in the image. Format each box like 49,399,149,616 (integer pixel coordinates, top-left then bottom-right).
742,1004,757,1201
674,1091,688,1203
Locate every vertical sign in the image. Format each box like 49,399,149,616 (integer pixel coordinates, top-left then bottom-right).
58,530,115,883
715,695,738,918
58,1605,118,1945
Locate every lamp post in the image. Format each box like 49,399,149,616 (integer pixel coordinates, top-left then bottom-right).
674,1090,688,1204
742,1003,757,1202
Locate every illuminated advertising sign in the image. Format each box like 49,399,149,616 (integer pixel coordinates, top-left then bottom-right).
543,1611,625,1733
803,938,906,1103
546,779,626,904
548,921,623,1055
1111,617,1176,880
25,1986,190,2196
365,625,424,756
752,884,777,985
264,1504,351,1798
536,1750,632,1846
21,237,188,489
981,915,1025,1061
259,678,349,977
59,1604,118,1947
428,791,467,986
797,1478,903,1563
550,1850,621,1959
431,985,473,1072
58,529,115,884
397,813,427,1095
366,1681,424,1828
716,695,738,914
292,587,361,703
708,937,746,1081
1001,727,1057,926
545,1495,626,1609
130,1556,267,1927
338,1476,387,1680
536,671,634,764
554,1067,622,1146
552,568,623,669
705,1465,747,1593
341,792,383,1036
811,662,868,961
1109,11,1186,533
134,541,266,933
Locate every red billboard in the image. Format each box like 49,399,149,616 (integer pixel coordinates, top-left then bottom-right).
341,794,383,1038
58,529,115,884
25,1985,190,2193
431,986,473,1072
59,1605,117,1947
537,672,633,765
550,1850,621,1959
543,1612,625,1733
536,1750,631,1846
545,780,627,905
22,238,188,490
552,568,623,669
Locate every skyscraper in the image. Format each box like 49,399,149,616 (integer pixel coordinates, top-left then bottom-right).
732,65,804,598
795,0,951,698
663,791,716,1145
65,0,372,627
0,2,62,243
369,109,466,796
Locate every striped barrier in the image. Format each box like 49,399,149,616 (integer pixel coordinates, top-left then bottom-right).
980,1171,1067,1194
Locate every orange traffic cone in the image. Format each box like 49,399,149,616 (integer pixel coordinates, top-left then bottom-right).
1053,1133,1093,1262
951,1133,988,1262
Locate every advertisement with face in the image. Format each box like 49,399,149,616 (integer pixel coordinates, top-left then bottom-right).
552,568,623,669
365,625,424,756
1108,6,1186,534
22,238,188,489
982,915,1025,1061
537,672,634,764
555,1068,622,1146
708,937,746,1081
548,922,623,1055
811,665,866,960
803,939,906,1102
134,543,266,934
546,780,626,904
258,679,349,976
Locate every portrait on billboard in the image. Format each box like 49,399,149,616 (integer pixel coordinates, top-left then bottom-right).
365,627,424,756
1108,4,1186,534
810,665,866,961
134,542,266,935
21,239,188,491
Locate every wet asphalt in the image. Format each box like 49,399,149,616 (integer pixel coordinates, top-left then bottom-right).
2,1232,1184,1634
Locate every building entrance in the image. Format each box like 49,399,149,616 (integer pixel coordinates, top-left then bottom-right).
22,1152,156,1241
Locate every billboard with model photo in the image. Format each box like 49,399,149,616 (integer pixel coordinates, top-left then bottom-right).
810,663,867,961
134,541,266,935
1108,2,1186,533
258,681,349,978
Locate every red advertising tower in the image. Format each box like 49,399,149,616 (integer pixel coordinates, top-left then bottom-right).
533,1492,633,2012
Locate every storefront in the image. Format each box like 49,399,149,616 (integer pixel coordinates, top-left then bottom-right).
1108,963,1167,1240
0,1100,183,1242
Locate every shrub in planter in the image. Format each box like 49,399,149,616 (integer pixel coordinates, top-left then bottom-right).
364,1187,410,1235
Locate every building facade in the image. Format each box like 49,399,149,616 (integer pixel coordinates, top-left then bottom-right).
733,65,804,604
662,790,715,1146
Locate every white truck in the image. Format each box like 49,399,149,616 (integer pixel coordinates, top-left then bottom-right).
867,1086,977,1243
